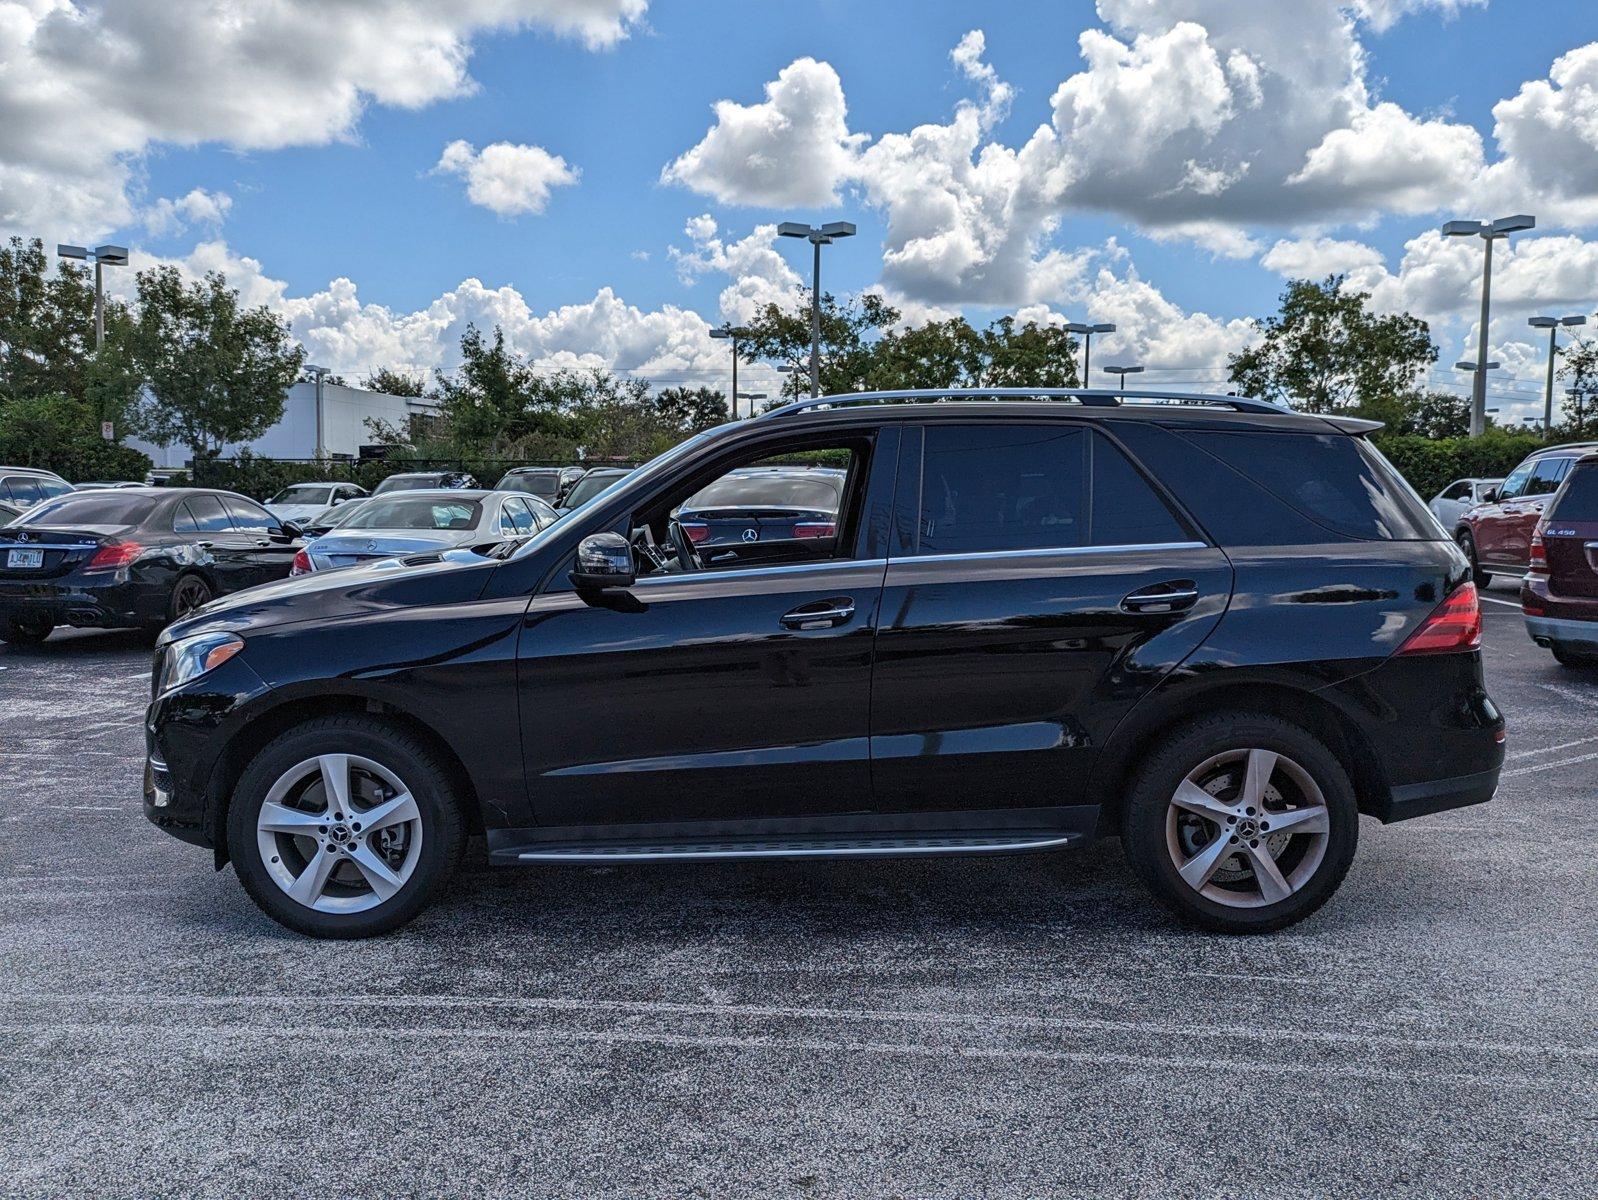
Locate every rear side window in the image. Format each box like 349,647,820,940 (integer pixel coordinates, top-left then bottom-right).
918,425,1087,555
1527,457,1571,496
179,495,233,533
1180,430,1438,540
1550,464,1598,521
1091,433,1189,546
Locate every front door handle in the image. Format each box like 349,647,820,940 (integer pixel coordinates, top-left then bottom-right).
781,598,856,630
1121,581,1199,614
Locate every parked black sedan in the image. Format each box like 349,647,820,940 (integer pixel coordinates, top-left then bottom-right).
0,487,301,644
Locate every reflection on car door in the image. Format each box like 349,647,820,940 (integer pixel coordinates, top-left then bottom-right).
869,423,1233,816
219,495,301,586
516,428,898,828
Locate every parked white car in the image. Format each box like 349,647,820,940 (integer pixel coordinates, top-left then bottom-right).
1428,477,1503,529
265,481,368,524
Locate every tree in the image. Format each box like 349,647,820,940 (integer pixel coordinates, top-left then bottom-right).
866,315,1079,390
0,236,107,405
363,367,427,397
1228,275,1436,414
1398,390,1472,439
741,290,901,399
126,267,305,455
653,385,728,431
1558,338,1598,439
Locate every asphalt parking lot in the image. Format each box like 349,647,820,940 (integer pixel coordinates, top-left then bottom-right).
1,578,1593,1199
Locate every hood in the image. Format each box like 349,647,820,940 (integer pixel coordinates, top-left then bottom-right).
160,546,501,644
267,502,332,520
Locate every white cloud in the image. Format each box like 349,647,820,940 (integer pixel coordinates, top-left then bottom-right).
1259,236,1387,279
950,30,1014,130
667,215,803,324
660,57,866,208
0,0,646,239
433,139,579,215
1288,102,1484,213
1350,0,1486,34
142,188,232,237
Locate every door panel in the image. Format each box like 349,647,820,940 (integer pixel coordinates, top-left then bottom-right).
869,544,1232,811
517,559,886,826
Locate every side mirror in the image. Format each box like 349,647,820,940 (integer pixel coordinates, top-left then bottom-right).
570,532,635,591
280,521,304,539
1481,488,1499,503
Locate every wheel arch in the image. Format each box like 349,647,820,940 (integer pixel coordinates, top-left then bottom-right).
205,690,487,868
1087,676,1390,832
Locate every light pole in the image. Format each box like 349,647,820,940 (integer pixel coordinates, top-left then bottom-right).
1443,214,1535,436
736,391,767,418
305,364,331,460
1104,364,1144,392
1528,314,1585,434
709,323,748,418
778,220,856,397
1453,359,1499,426
1064,322,1115,386
56,243,129,350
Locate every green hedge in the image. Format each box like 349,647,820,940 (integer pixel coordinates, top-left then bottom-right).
3,438,152,483
1372,431,1546,499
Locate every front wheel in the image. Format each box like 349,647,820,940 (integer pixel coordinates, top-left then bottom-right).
1122,713,1359,934
0,614,53,645
227,716,466,938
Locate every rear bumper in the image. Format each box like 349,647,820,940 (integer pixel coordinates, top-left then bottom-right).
1381,768,1500,823
1524,614,1598,650
0,578,155,628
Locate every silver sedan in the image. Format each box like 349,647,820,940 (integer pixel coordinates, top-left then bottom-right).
292,489,558,574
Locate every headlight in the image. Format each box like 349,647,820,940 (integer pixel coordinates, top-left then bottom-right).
160,631,245,693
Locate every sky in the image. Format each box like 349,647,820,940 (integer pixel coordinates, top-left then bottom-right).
4,0,1598,422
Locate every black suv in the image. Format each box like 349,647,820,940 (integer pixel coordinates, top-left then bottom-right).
144,389,1503,938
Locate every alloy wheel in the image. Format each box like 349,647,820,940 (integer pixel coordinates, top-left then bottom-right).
1164,748,1331,909
173,577,210,619
256,753,424,913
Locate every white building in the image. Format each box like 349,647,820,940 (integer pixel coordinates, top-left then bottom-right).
130,380,440,468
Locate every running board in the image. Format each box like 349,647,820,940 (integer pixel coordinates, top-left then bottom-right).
501,831,1081,864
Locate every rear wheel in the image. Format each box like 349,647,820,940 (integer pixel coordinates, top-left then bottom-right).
1551,643,1598,670
1122,713,1358,934
227,716,466,938
167,573,213,625
1455,529,1491,588
0,614,53,645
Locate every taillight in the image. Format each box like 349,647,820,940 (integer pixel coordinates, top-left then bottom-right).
1397,582,1482,655
681,522,710,544
1528,518,1548,574
291,548,312,575
85,541,143,571
793,521,837,540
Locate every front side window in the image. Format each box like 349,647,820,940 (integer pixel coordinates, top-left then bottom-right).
221,495,279,532
1498,462,1535,501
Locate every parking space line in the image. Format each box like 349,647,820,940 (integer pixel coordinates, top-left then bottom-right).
1536,682,1598,709
1507,734,1598,760
1502,750,1598,778
1478,595,1522,609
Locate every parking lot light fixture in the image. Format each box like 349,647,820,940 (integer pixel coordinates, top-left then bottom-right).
1529,315,1586,432
1444,214,1535,436
1103,364,1144,392
778,220,856,398
305,364,331,460
56,242,129,350
1063,322,1115,385
709,323,749,417
736,391,767,418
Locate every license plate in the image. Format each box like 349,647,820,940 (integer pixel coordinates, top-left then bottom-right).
6,548,43,569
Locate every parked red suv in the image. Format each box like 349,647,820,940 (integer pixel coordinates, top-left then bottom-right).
1522,452,1598,668
1455,443,1598,585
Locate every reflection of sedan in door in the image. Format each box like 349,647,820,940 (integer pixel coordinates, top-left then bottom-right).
673,466,846,568
291,490,558,574
0,487,302,644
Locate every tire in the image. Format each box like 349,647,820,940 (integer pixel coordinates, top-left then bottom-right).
1551,643,1598,671
0,614,53,645
1455,529,1491,589
166,573,213,626
1121,713,1359,934
227,715,466,938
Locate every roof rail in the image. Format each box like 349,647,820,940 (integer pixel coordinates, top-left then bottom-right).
757,387,1292,420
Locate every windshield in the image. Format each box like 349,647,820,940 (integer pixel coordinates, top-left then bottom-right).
562,472,627,510
499,471,562,499
270,485,333,505
684,472,843,513
338,497,481,530
10,493,158,528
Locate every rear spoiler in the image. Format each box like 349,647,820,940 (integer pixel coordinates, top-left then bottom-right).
1324,416,1384,436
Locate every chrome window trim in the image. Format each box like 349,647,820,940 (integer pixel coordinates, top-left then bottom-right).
631,556,889,588
906,540,1208,566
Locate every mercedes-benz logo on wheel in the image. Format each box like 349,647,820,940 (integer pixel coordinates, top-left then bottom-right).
742,528,759,543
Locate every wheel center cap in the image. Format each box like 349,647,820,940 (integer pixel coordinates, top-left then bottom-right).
1236,817,1259,839
331,824,352,843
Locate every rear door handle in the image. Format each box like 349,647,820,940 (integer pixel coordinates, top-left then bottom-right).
1120,582,1199,614
781,598,856,629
